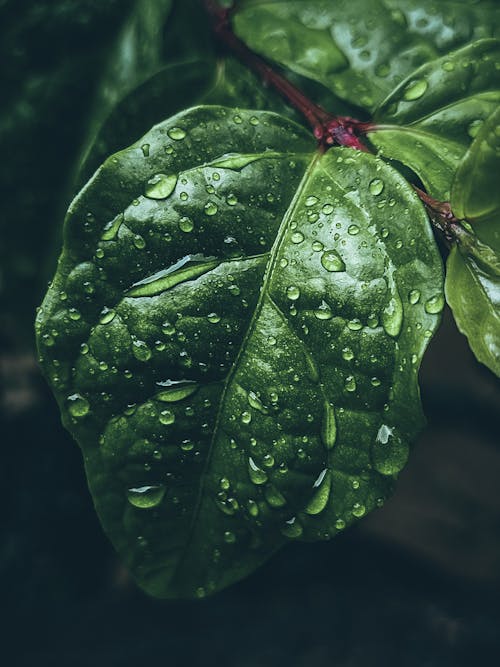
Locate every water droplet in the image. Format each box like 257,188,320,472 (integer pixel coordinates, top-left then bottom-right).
265,485,287,508
314,300,333,320
291,231,304,244
347,319,363,331
322,203,334,215
312,241,324,252
69,308,81,321
155,380,198,402
335,518,346,530
304,469,331,515
226,193,238,206
241,411,252,424
352,502,366,518
207,312,221,323
167,127,186,141
204,201,218,216
408,289,421,305
247,499,259,517
248,391,268,414
348,224,360,235
423,292,445,315
369,178,384,196
133,235,146,250
402,78,428,101
382,287,403,338
248,457,268,485
127,484,166,509
281,517,303,538
99,307,116,325
441,60,455,72
224,530,236,543
321,249,345,272
305,195,319,207
101,212,124,241
67,393,90,418
159,409,175,425
344,376,357,392
179,216,194,233
249,116,260,126
145,173,177,199
321,403,337,450
342,347,354,361
132,339,151,361
286,285,301,301
141,143,150,157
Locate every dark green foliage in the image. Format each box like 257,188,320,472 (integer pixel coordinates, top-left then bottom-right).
35,0,500,598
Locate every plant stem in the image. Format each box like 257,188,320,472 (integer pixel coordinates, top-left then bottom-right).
203,0,372,151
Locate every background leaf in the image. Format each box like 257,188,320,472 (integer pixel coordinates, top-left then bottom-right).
36,105,443,598
370,39,500,200
233,0,500,112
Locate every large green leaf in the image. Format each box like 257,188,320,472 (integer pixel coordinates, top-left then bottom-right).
233,0,500,112
36,106,443,598
370,39,500,200
445,107,500,376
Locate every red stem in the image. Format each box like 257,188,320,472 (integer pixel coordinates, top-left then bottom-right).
203,0,371,152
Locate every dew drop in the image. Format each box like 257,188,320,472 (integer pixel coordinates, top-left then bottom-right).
99,308,116,325
265,485,287,508
159,409,175,425
226,193,238,206
304,469,331,515
207,312,221,323
167,127,186,140
321,249,345,272
369,178,384,196
424,293,445,314
314,300,333,320
248,457,268,485
348,224,360,235
305,195,319,207
403,78,428,101
408,289,421,305
67,393,90,418
127,484,166,509
344,376,357,393
291,231,304,244
248,391,268,414
281,517,303,538
286,285,301,301
145,173,177,199
204,201,218,216
179,216,194,233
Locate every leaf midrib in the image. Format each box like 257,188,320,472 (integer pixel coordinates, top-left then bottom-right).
170,149,319,586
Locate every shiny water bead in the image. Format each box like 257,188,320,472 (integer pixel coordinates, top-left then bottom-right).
127,484,166,509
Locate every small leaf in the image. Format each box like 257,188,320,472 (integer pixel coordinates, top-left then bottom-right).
445,106,500,376
36,106,443,598
371,39,500,200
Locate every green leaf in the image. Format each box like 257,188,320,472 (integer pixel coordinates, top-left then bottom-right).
445,240,500,377
445,107,500,376
233,0,500,112
451,106,500,226
370,39,500,200
36,106,443,598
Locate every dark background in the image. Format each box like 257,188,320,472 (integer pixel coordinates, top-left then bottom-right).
1,2,500,665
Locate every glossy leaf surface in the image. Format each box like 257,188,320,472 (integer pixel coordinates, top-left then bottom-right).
371,39,500,200
445,107,500,376
233,0,500,112
36,106,443,598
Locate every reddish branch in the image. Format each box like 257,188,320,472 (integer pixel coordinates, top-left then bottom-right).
203,0,466,241
203,0,372,152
